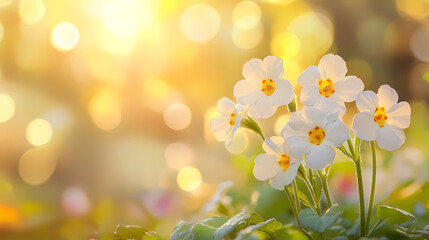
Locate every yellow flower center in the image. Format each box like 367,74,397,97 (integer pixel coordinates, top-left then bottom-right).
229,113,237,126
309,126,325,145
318,79,335,97
278,154,290,171
374,107,387,127
261,79,276,96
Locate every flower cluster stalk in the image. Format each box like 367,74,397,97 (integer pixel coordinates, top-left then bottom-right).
365,141,377,235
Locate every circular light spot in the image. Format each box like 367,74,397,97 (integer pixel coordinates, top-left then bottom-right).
396,0,429,20
0,0,14,8
19,0,45,24
232,23,263,49
142,78,175,112
177,166,202,192
19,147,57,185
271,32,300,59
164,102,192,130
411,27,429,62
0,94,15,123
165,142,195,170
232,1,261,30
226,129,248,154
25,118,52,146
62,187,90,217
88,91,121,130
180,4,220,42
288,12,333,58
50,22,79,52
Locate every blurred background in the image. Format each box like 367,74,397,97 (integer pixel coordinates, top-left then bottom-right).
0,0,428,239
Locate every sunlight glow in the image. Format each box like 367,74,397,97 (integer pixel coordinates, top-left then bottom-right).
180,4,220,43
177,166,202,192
164,102,192,130
232,1,261,30
19,0,45,24
89,90,121,131
0,94,15,123
19,147,57,185
50,22,80,52
25,118,52,146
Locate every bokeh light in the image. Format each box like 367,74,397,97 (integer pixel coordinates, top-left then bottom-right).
177,166,202,192
396,0,429,20
88,90,121,131
411,26,429,62
25,118,53,146
0,94,15,123
346,58,373,85
0,22,3,43
232,23,263,50
18,0,45,24
232,1,261,30
163,102,192,130
62,187,91,217
180,4,221,43
271,32,300,59
50,22,80,52
18,147,57,185
226,129,248,154
165,142,195,171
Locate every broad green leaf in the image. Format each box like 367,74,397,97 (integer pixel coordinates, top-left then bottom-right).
214,213,264,240
331,237,348,240
394,225,429,238
114,225,146,240
346,218,360,237
313,176,322,203
170,217,228,240
236,218,282,240
298,204,342,233
377,205,416,224
287,186,313,209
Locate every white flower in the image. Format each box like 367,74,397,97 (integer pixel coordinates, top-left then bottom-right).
234,56,294,119
282,107,349,170
352,85,411,151
253,136,302,190
298,54,364,117
211,97,242,145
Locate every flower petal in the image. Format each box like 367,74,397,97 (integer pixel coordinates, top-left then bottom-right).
253,154,280,181
377,85,398,110
386,101,411,129
271,79,294,106
305,144,335,170
242,58,266,82
334,76,364,102
288,136,313,157
249,96,277,118
263,56,284,81
282,112,309,138
302,107,329,128
318,54,347,83
234,80,263,106
300,86,322,106
316,96,347,118
324,119,349,147
356,90,378,113
269,161,300,190
217,97,236,115
377,125,405,151
298,65,321,87
262,136,284,156
211,116,232,141
352,112,379,141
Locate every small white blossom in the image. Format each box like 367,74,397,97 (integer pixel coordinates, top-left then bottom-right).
298,54,364,117
253,137,302,190
234,56,294,119
211,97,242,145
352,85,411,151
282,107,349,170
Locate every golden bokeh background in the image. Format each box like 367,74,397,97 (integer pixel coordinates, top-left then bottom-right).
0,0,428,238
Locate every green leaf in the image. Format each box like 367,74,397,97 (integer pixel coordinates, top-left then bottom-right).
394,225,429,238
377,205,416,224
286,186,313,210
170,217,228,240
236,218,282,239
114,225,147,240
298,204,342,233
313,176,322,203
214,213,264,240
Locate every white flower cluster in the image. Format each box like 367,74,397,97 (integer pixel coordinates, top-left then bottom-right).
211,54,411,191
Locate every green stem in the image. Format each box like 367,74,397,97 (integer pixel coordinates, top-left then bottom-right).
318,170,332,208
365,141,377,236
292,180,301,213
368,219,384,237
347,139,356,159
338,146,353,159
354,159,366,237
302,177,321,215
284,186,313,240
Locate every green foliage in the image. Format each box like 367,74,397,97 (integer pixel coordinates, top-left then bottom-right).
377,205,416,224
170,216,228,240
298,204,342,233
113,225,160,240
